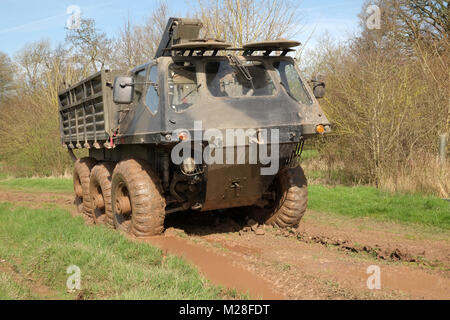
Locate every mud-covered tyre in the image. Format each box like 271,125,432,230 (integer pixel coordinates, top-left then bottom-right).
251,166,308,228
89,162,115,227
73,157,97,217
74,197,84,214
111,159,166,237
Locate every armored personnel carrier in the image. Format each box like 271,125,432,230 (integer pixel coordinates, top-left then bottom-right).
58,18,330,236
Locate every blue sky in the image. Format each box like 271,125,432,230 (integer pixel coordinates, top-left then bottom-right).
0,0,365,57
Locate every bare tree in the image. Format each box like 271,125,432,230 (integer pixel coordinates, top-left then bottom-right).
394,0,449,42
0,52,16,100
66,19,112,73
111,1,169,70
14,40,52,92
196,0,302,47
304,1,449,194
357,0,449,53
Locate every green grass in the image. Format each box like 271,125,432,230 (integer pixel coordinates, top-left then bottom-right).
0,272,37,300
301,149,319,161
0,202,224,300
0,163,8,180
1,174,448,230
308,185,450,229
0,177,72,193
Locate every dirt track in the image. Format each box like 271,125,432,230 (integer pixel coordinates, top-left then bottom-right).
1,189,449,300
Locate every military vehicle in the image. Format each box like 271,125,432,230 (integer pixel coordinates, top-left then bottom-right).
58,18,331,237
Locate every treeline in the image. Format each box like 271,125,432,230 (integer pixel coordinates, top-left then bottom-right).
0,0,299,176
0,0,448,197
303,0,449,196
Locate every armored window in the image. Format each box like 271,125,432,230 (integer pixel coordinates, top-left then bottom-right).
273,61,312,105
205,60,275,97
145,65,158,114
168,62,199,112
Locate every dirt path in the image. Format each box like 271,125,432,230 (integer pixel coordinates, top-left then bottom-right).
0,261,59,299
139,235,285,299
0,189,76,211
1,189,449,300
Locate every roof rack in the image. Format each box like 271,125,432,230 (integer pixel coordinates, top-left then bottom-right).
164,47,296,57
155,17,300,58
163,39,300,57
242,40,300,56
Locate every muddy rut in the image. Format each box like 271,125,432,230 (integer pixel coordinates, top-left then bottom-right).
1,189,449,300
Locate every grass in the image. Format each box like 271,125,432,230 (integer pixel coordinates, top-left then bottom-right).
300,149,319,161
0,163,8,180
0,177,72,193
0,175,448,230
0,202,225,300
0,272,36,300
308,185,450,229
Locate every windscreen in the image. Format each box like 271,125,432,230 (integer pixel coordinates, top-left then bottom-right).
168,62,199,112
273,60,313,105
205,59,275,98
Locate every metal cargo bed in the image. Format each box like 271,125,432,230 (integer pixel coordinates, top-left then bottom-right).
58,69,122,149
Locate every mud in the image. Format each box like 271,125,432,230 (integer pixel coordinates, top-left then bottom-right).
163,209,450,299
295,232,430,265
297,217,450,268
1,189,449,300
166,208,450,268
0,189,75,211
140,234,285,300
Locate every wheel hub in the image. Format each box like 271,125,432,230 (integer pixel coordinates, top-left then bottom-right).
116,196,131,215
93,193,105,209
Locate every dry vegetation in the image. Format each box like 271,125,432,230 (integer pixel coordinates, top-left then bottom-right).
0,0,448,196
302,0,449,197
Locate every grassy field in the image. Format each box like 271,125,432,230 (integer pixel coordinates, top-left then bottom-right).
0,177,73,193
0,272,37,299
0,176,448,299
308,185,450,229
0,176,448,229
0,202,228,300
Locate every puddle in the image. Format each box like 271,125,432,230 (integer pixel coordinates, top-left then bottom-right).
140,235,285,300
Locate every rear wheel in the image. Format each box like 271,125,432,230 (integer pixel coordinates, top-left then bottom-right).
89,162,115,226
251,166,308,228
111,159,166,237
73,157,97,218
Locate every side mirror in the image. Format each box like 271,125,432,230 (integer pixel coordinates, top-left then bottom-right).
113,76,134,104
311,75,326,99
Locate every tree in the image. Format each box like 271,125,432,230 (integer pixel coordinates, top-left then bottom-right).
356,0,449,138
66,18,111,73
305,1,449,195
14,40,51,92
357,0,449,53
0,52,16,100
196,0,302,47
392,0,449,43
111,2,169,70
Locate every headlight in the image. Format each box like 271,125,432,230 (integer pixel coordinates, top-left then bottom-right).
182,157,196,174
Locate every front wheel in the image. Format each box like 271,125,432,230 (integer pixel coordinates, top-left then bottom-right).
251,166,308,228
111,159,166,237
